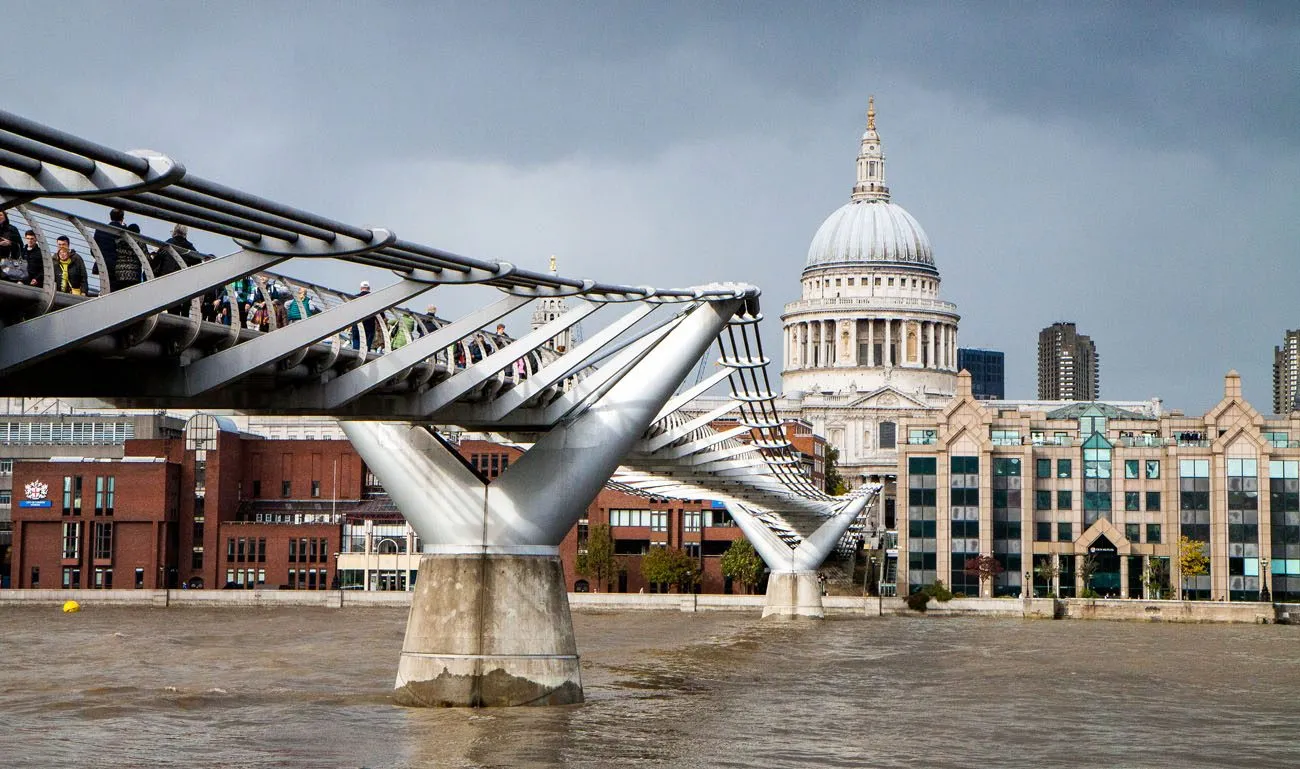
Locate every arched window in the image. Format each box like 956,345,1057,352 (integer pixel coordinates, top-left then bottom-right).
574,580,590,593
879,421,896,450
377,538,399,554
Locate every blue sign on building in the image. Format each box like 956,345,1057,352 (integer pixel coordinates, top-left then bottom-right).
19,500,52,508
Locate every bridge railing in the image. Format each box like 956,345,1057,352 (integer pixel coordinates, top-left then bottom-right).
1,200,564,390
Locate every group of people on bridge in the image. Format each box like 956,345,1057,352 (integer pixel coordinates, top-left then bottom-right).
0,207,196,296
0,204,542,379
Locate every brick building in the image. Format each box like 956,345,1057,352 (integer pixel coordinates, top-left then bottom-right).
9,421,793,595
11,414,360,590
10,457,180,589
558,488,747,594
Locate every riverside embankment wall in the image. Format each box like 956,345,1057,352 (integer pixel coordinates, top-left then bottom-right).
2,589,1296,624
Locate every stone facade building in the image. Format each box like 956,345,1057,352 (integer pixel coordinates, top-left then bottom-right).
778,99,960,541
897,371,1300,602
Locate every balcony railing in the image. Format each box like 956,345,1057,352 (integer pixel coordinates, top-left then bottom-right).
783,296,959,314
1120,436,1169,448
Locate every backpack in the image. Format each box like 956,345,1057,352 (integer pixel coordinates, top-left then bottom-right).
0,256,28,282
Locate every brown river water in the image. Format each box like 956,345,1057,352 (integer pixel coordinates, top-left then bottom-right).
0,607,1297,768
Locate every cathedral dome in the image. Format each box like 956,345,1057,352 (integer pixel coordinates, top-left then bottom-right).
805,200,933,270
803,97,936,274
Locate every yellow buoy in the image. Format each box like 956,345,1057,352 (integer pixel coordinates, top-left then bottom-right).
62,600,80,613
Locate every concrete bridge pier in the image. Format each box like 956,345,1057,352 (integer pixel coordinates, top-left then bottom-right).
341,298,742,706
762,571,826,619
395,551,580,706
726,494,875,620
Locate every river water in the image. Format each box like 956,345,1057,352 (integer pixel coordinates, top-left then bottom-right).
1,606,1297,768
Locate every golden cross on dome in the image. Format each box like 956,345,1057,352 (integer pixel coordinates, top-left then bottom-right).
549,255,557,273
867,96,876,131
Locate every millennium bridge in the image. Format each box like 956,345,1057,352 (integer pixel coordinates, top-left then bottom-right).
0,110,878,706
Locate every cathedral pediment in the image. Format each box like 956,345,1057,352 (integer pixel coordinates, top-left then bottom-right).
842,386,930,410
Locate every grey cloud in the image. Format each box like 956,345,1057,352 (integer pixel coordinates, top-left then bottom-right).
4,1,1297,412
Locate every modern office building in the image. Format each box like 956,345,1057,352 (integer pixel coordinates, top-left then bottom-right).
1273,329,1300,415
897,371,1300,602
1038,322,1099,401
957,348,1005,400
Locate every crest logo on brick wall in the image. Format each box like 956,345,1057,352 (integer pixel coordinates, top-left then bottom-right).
24,480,48,500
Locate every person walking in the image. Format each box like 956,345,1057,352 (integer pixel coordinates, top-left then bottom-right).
112,223,146,290
52,235,87,294
94,208,125,282
389,313,416,349
0,209,22,268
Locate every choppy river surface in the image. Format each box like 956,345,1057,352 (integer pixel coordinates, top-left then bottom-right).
1,607,1297,768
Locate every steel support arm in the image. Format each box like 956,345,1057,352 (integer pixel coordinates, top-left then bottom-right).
179,279,430,395
537,318,685,425
478,304,659,420
641,400,739,453
724,501,801,572
411,301,599,415
492,299,743,546
653,368,733,423
322,295,532,409
658,424,753,459
0,249,284,375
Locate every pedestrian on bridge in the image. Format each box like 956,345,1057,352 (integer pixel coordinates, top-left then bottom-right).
52,235,87,295
350,281,379,351
286,286,317,322
0,209,21,269
93,208,125,281
19,230,43,286
389,313,416,349
112,223,146,291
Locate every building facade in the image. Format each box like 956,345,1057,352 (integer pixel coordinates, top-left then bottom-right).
0,404,185,587
898,371,1300,602
1273,329,1299,415
957,348,1005,400
558,489,747,594
10,414,363,590
1037,322,1099,401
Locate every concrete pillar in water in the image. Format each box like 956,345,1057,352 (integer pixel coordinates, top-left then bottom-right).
762,570,826,619
342,298,742,706
726,494,877,620
394,553,580,706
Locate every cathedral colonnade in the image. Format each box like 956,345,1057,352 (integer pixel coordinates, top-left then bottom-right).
784,317,958,372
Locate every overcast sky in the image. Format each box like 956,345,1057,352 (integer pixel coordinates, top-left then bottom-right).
8,2,1299,412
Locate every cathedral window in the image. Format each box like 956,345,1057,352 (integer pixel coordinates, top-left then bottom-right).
879,422,896,450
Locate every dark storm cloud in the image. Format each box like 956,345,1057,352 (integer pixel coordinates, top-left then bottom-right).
4,1,1298,410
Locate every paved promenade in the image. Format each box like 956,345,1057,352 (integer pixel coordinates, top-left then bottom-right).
2,588,1295,624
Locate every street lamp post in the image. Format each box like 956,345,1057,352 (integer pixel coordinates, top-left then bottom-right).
1260,557,1271,603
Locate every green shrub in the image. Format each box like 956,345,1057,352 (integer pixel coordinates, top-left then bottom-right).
905,591,931,612
1080,587,1100,599
922,580,954,602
